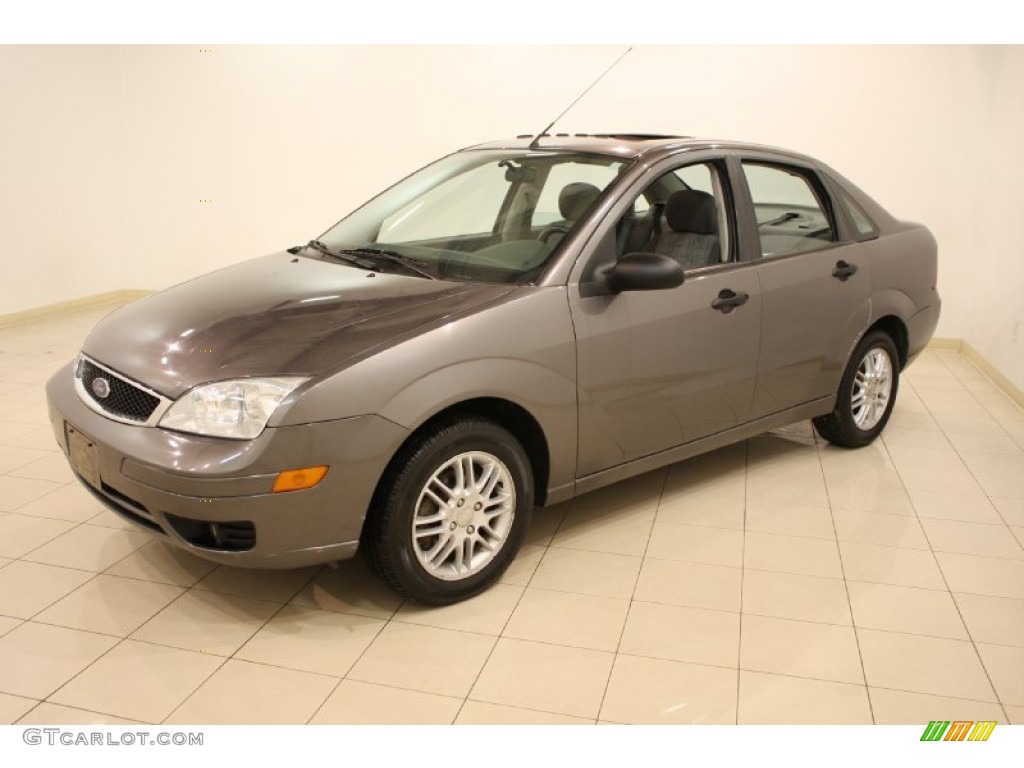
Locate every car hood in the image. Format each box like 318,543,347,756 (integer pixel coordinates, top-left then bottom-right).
82,252,515,398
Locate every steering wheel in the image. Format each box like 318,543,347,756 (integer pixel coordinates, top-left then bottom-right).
538,224,570,244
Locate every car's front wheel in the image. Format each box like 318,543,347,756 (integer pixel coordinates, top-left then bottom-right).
363,417,533,605
813,330,900,448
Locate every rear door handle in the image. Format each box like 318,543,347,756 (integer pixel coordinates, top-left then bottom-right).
832,260,858,281
711,289,749,314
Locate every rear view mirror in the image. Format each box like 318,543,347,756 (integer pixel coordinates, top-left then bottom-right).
605,252,685,293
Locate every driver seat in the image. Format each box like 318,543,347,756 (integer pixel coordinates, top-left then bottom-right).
545,182,601,246
651,190,720,269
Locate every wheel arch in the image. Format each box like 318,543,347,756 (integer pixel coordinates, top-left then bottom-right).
864,314,909,369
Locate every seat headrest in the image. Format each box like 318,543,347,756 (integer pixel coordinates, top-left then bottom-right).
665,190,718,235
558,182,601,221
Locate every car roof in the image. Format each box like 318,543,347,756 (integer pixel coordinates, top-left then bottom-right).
463,134,817,164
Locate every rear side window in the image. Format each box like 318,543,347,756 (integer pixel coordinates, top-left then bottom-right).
742,162,836,258
832,183,880,240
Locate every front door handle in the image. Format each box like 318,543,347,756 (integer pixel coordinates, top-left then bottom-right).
832,260,858,281
711,289,749,314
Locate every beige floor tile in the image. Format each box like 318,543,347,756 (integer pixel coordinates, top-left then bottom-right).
131,590,280,655
633,558,742,612
104,541,217,587
833,509,929,550
857,628,996,701
85,508,140,531
0,476,63,512
23,524,151,571
504,588,628,652
0,421,38,447
738,670,871,724
740,615,863,684
1006,705,1024,725
0,692,39,724
455,700,592,725
50,639,223,722
349,622,495,698
312,680,462,725
744,531,843,579
645,522,744,567
906,488,1004,524
34,575,184,636
17,702,144,725
524,504,566,546
958,450,1024,476
500,544,546,586
744,500,836,540
470,637,613,719
0,514,76,558
826,482,915,517
289,558,402,620
954,593,1024,647
935,552,1024,599
619,601,739,667
946,430,1022,455
395,583,523,636
834,543,961,596
600,654,737,724
656,491,745,530
236,605,384,676
529,547,641,599
12,483,104,523
992,497,1024,527
0,560,94,619
976,643,1024,705
0,622,117,699
744,476,830,508
848,582,968,639
0,616,22,637
743,570,851,625
0,445,53,474
550,506,654,557
192,565,320,603
973,472,1024,500
885,444,966,472
166,659,336,724
4,425,60,452
922,518,1024,560
869,688,1006,725
9,452,75,483
0,556,9,569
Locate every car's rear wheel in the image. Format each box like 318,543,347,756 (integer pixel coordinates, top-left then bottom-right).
813,330,900,448
363,417,533,605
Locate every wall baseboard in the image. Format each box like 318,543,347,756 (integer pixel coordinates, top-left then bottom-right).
928,338,1024,412
0,291,152,329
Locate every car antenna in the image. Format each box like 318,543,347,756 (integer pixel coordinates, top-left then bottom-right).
528,46,633,149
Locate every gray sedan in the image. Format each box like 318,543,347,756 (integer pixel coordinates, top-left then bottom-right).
46,134,940,604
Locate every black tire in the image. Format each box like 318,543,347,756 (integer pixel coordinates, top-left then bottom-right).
813,330,900,449
362,417,533,605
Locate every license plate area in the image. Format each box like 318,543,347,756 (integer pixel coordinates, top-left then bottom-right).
66,424,101,489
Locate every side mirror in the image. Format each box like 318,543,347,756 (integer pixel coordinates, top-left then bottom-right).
605,252,685,293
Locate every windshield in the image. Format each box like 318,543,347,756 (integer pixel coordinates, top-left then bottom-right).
316,150,629,283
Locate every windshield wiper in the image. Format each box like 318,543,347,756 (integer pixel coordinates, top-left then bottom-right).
304,240,378,270
338,248,439,280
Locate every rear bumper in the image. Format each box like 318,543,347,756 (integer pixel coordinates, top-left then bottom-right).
45,362,408,568
905,295,941,367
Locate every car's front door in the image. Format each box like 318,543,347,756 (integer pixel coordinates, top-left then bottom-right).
735,160,871,419
569,159,762,479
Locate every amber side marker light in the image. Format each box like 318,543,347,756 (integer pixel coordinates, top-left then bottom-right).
272,466,328,493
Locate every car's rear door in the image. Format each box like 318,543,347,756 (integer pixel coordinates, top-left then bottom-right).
568,157,762,478
733,157,871,418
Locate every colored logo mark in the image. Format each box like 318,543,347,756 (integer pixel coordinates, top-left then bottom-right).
920,721,996,742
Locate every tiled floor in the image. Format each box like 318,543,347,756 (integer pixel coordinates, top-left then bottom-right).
1,302,1023,725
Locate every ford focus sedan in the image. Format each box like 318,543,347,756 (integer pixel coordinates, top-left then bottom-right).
46,134,940,604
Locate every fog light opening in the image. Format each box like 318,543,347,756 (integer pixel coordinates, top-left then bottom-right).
272,465,328,493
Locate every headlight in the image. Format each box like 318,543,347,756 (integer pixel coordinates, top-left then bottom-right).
158,377,308,439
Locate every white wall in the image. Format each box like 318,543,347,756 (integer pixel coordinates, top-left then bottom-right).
1,45,1021,387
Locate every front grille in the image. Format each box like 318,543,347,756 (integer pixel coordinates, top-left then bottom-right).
78,358,159,422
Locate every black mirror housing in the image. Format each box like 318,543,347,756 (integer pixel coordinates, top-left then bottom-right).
605,252,685,293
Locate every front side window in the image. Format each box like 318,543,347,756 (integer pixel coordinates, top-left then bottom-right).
318,151,628,284
742,162,836,258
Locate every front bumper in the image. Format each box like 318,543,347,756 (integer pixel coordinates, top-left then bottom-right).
45,362,408,568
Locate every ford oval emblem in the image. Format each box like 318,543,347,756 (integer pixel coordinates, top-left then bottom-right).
92,377,111,399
